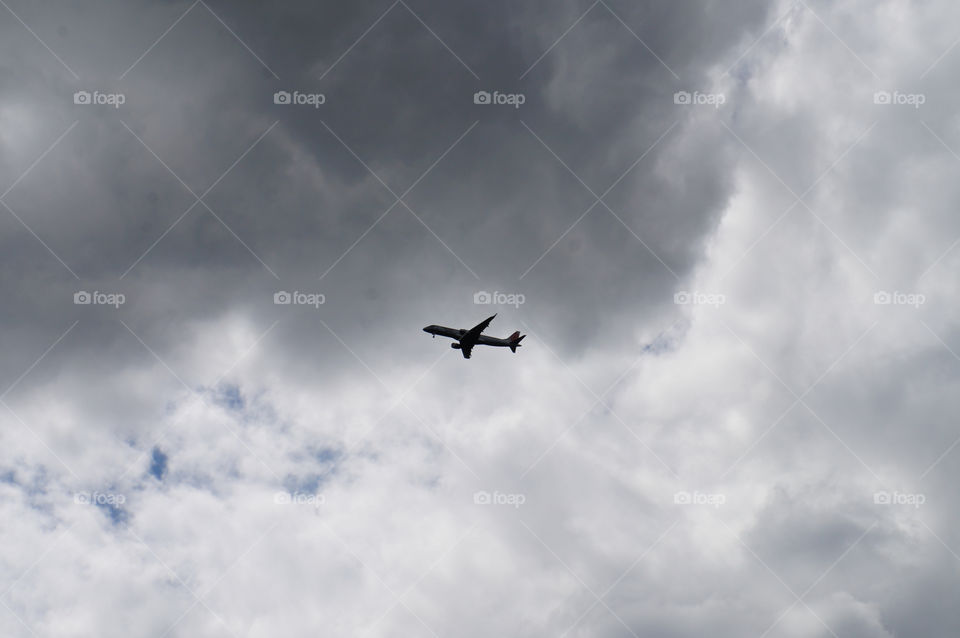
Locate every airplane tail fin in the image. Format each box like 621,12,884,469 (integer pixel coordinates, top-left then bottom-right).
508,331,525,353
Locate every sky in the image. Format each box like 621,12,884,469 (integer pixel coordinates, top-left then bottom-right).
1,0,960,636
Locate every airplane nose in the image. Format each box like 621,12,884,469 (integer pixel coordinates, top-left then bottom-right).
422,326,431,332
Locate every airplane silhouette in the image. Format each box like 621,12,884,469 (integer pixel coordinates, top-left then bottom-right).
423,314,525,359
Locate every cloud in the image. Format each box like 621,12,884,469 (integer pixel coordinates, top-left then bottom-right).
2,0,960,636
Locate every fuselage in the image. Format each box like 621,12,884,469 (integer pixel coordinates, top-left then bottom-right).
422,325,515,347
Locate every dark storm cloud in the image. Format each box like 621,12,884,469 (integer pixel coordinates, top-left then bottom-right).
1,0,773,371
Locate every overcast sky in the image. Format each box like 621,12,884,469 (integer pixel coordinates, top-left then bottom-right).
2,0,960,636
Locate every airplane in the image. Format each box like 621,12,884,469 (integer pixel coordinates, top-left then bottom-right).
423,314,525,359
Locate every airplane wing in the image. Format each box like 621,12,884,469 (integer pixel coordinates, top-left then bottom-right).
457,314,495,359
461,315,497,343
462,314,496,343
